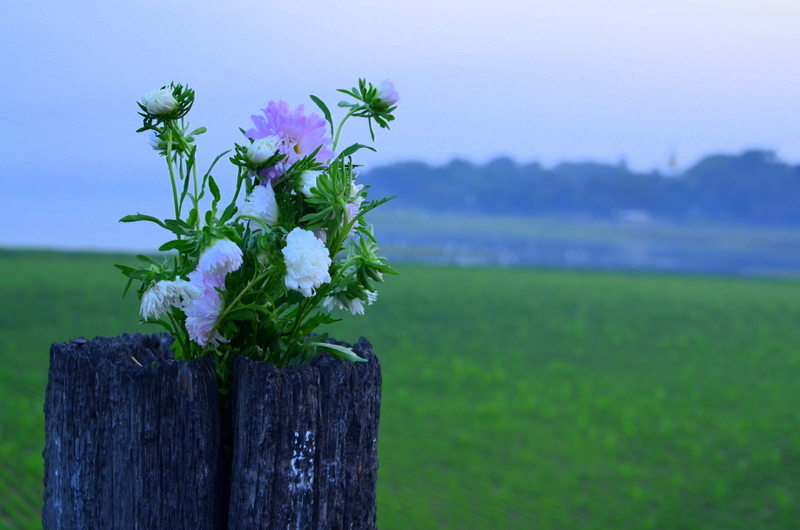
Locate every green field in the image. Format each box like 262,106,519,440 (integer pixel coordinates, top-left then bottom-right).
2,249,800,529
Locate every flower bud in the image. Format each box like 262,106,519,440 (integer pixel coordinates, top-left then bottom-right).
247,135,282,164
376,80,399,107
149,132,162,151
299,170,323,198
142,87,177,116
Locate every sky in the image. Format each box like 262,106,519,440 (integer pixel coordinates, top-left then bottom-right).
1,0,799,250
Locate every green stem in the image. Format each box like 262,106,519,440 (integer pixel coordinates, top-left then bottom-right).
231,167,245,208
165,131,181,222
332,109,356,151
281,297,314,367
207,268,272,341
192,153,200,227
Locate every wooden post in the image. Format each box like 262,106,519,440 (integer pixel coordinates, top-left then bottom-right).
42,333,225,529
43,334,381,529
228,337,381,530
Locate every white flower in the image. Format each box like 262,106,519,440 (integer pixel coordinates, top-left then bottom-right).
140,278,203,320
322,290,377,316
282,228,331,297
247,135,281,164
198,238,243,278
298,170,322,198
376,80,399,107
184,271,228,347
240,183,279,230
141,87,177,116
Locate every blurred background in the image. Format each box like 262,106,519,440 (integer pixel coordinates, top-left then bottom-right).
2,0,800,528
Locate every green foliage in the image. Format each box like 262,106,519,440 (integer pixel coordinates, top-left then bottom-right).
3,250,800,528
365,150,800,225
0,250,142,529
120,80,399,387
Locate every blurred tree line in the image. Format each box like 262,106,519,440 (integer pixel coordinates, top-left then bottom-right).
363,150,800,225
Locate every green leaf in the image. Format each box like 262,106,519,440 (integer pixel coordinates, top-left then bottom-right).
203,150,231,186
299,211,331,226
114,264,137,275
136,254,162,267
143,318,174,332
235,303,274,316
310,342,366,363
337,143,377,160
126,270,152,280
219,203,238,224
158,240,190,252
163,218,192,236
179,169,192,211
309,95,334,137
208,175,221,203
119,214,167,229
122,276,134,298
226,308,258,321
336,88,359,99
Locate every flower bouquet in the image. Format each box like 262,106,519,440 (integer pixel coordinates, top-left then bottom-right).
43,79,398,529
118,79,399,396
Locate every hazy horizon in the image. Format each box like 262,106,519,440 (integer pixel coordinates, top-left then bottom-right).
2,0,799,250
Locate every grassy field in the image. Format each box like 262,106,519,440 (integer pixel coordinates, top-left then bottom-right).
1,249,800,528
370,210,800,275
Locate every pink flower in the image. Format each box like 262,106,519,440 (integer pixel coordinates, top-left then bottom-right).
198,238,243,279
184,271,228,346
182,238,242,347
246,101,334,180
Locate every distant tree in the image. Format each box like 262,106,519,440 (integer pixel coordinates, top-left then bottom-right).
361,151,800,225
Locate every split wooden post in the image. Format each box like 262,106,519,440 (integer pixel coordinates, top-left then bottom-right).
42,334,381,530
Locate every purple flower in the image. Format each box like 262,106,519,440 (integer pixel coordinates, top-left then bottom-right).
183,238,242,347
185,270,228,346
246,101,334,180
198,238,243,279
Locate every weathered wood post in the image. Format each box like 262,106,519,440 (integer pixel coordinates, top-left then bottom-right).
228,337,381,529
43,333,225,529
43,334,381,529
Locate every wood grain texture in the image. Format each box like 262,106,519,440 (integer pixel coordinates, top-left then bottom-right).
43,334,381,529
228,337,381,530
43,333,225,530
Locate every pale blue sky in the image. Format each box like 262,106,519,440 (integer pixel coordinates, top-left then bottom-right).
1,0,799,249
